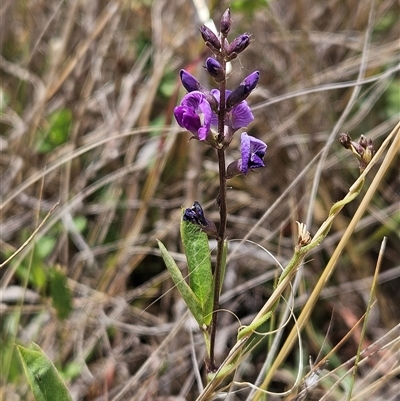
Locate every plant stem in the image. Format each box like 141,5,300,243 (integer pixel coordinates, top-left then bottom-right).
209,57,228,372
209,149,227,370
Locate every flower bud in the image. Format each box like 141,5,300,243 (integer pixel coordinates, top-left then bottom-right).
183,201,218,237
339,132,352,149
180,69,202,92
358,135,368,149
339,132,363,155
205,57,224,82
199,25,221,54
339,133,375,172
220,7,231,36
226,33,251,60
226,71,259,110
360,137,375,171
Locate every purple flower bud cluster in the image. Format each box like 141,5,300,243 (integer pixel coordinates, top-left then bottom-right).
173,8,267,180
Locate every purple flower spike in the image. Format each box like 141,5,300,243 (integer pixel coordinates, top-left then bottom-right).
174,91,212,141
180,70,202,93
211,89,254,131
239,132,267,174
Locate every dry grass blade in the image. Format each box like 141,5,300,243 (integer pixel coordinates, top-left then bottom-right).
0,200,59,268
256,122,400,397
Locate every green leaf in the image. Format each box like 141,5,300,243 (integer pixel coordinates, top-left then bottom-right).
157,240,204,326
49,267,73,320
180,217,213,323
16,343,73,401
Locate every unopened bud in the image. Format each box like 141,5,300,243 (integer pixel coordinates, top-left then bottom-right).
360,137,375,170
226,33,251,60
199,25,221,53
205,57,224,82
339,132,352,149
180,69,202,92
220,8,231,36
339,133,375,172
226,71,259,110
358,135,368,149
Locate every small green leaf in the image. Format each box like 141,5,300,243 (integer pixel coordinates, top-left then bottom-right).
49,267,72,320
157,240,204,326
180,217,213,322
16,343,73,401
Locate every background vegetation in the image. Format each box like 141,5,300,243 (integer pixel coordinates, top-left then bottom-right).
1,0,399,400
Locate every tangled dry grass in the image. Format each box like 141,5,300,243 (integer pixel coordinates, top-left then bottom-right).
1,0,399,400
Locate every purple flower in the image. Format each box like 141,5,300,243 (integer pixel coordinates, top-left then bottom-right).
226,133,267,178
240,133,266,173
210,89,254,131
174,91,212,141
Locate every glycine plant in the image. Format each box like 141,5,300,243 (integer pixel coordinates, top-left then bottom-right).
158,7,266,374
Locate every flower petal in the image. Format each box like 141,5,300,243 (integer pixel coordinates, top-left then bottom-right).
174,91,212,140
239,133,267,174
250,136,267,154
239,132,251,174
174,106,201,133
231,101,254,129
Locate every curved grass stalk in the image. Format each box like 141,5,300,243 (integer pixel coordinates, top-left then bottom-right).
196,122,399,400
251,122,400,400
